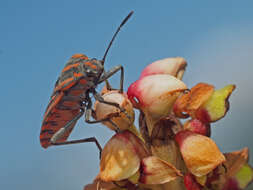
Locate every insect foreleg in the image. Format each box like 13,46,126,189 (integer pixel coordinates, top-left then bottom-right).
84,97,120,132
50,108,102,158
50,109,84,144
52,137,102,159
93,90,123,112
98,65,124,93
92,90,131,120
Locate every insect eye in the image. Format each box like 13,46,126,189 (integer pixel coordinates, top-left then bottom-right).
85,68,98,77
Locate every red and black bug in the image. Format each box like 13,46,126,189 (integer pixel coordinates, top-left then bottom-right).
40,11,133,155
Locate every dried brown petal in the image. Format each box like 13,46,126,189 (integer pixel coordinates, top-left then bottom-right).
99,131,149,182
150,117,185,170
206,148,253,190
224,148,249,179
84,179,116,190
175,130,225,177
139,156,182,184
173,83,214,119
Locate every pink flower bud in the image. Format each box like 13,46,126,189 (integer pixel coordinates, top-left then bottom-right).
128,74,187,121
140,57,187,79
184,119,211,137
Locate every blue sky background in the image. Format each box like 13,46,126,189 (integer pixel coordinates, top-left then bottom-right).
1,1,253,189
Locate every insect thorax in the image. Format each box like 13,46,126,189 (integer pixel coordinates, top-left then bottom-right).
55,56,104,88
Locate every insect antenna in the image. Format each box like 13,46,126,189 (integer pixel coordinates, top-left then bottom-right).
102,11,134,65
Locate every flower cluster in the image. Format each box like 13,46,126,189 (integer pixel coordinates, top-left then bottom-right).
84,57,253,190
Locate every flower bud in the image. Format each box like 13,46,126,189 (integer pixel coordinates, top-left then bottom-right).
128,74,187,121
184,119,211,137
140,57,187,79
94,91,135,131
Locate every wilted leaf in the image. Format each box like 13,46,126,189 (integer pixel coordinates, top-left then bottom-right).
220,148,253,190
224,148,249,178
235,163,253,189
196,84,236,123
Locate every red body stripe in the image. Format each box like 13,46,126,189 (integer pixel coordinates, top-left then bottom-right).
73,72,83,78
62,63,79,72
71,54,88,59
43,92,64,120
53,77,75,92
40,79,87,148
84,61,97,69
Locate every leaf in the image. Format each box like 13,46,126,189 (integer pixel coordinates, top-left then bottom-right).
196,84,236,123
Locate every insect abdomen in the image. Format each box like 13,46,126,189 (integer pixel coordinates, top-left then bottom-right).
40,78,88,148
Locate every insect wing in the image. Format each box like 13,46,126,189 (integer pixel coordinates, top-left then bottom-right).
40,91,80,148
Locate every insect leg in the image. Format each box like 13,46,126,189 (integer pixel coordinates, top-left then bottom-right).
105,80,112,91
50,109,84,144
52,137,102,159
93,90,124,112
85,96,120,132
92,90,131,120
98,65,124,93
50,109,102,158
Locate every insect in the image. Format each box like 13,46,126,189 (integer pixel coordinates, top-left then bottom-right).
40,11,133,155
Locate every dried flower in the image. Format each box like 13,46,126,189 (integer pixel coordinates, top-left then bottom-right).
84,57,252,190
175,130,225,177
94,90,135,131
98,130,182,186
